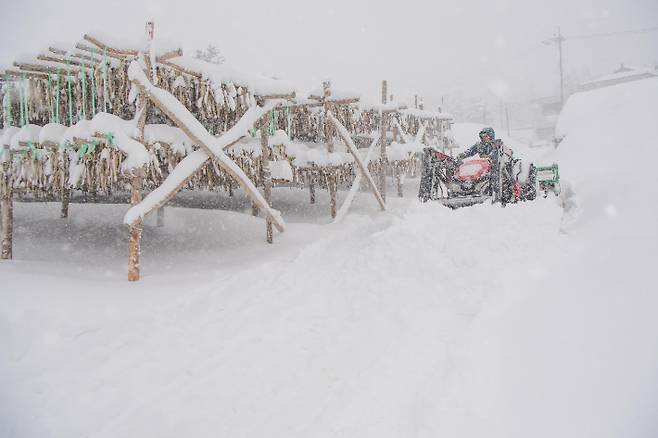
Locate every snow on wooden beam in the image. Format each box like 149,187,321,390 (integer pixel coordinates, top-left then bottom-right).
37,54,85,67
156,49,183,63
158,59,202,79
48,47,68,56
334,134,381,223
327,111,386,211
13,61,84,76
75,43,126,61
1,70,50,80
83,34,139,57
126,61,285,232
45,49,106,67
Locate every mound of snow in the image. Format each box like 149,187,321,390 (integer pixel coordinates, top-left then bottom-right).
430,77,658,438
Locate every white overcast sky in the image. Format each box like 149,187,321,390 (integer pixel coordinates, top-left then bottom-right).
1,0,656,107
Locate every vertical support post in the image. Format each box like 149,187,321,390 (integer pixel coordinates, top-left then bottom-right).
322,82,336,218
128,78,148,281
323,81,334,153
379,80,388,204
260,114,273,244
396,166,403,198
309,174,316,204
329,174,337,219
61,152,70,218
1,146,13,260
61,189,70,218
128,174,143,282
156,207,165,227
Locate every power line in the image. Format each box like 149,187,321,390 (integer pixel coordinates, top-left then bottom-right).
566,25,658,41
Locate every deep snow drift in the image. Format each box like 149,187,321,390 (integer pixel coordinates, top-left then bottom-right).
1,78,657,438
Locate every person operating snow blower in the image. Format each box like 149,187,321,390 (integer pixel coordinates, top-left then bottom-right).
418,126,541,208
456,127,504,202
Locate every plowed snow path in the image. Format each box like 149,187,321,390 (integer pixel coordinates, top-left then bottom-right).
1,191,561,438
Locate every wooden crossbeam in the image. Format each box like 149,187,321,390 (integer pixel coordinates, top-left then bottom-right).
83,34,139,57
156,49,183,62
128,62,285,232
47,48,105,66
13,61,83,76
75,43,126,61
327,111,386,211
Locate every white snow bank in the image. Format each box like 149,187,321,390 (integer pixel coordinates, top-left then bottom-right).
555,77,658,229
425,76,658,438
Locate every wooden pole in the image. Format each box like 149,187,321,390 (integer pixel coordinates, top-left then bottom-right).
127,41,150,282
379,80,388,203
327,112,386,211
128,174,143,282
1,146,13,260
260,116,274,244
309,174,316,204
329,173,337,219
396,166,404,198
61,189,70,218
60,152,70,218
323,81,334,153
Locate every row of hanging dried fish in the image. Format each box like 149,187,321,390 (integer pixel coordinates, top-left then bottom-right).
2,140,378,199
0,62,256,132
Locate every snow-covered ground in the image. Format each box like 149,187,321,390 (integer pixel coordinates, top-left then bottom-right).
2,78,657,438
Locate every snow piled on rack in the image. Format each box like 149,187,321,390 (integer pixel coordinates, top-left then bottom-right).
167,56,296,97
1,113,151,171
1,79,657,438
126,61,283,231
228,130,356,167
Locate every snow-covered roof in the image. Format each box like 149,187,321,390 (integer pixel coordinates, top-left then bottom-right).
580,67,658,90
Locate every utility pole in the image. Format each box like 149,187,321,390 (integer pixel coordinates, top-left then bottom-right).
543,27,566,107
542,25,658,107
558,27,564,106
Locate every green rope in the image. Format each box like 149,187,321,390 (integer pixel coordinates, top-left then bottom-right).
81,57,87,120
18,78,25,127
47,74,55,123
102,48,108,112
55,71,60,124
105,132,114,146
78,143,88,158
27,140,38,159
88,140,98,155
268,110,279,136
90,48,96,116
66,62,73,125
22,76,29,126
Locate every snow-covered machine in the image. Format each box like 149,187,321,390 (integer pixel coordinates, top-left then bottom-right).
418,145,552,208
